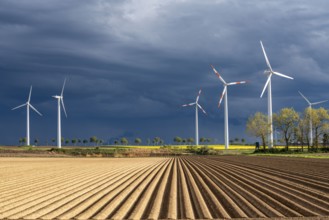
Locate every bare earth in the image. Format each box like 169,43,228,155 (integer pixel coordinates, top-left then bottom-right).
0,156,329,219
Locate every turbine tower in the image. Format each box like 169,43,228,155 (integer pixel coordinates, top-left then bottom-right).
211,65,247,149
12,86,42,146
298,91,328,147
182,89,207,145
260,41,294,148
53,79,67,148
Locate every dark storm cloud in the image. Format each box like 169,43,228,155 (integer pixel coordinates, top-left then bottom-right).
1,0,329,144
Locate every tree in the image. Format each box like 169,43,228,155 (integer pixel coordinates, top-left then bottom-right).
273,108,299,150
52,138,56,145
34,138,39,146
323,133,328,147
152,137,162,145
65,139,70,145
146,138,151,145
308,107,329,148
295,117,308,151
83,139,88,145
246,112,269,149
120,137,129,145
234,138,239,144
114,140,119,145
199,137,206,144
134,138,142,145
187,137,194,145
241,138,246,145
206,138,212,143
153,137,161,145
71,138,77,146
90,136,98,146
173,136,182,144
19,138,24,146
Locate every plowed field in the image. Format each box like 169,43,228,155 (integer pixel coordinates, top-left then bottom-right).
0,156,328,219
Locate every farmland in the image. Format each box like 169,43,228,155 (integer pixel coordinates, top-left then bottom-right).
1,156,329,219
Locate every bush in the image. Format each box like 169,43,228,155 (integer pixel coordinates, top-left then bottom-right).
197,146,210,155
186,145,198,153
160,145,173,149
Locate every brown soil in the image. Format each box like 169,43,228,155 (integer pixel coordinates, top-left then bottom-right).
0,156,328,219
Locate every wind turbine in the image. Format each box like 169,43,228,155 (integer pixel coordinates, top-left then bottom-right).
12,86,42,146
53,79,67,148
182,89,207,145
211,65,247,149
260,41,293,148
298,91,328,147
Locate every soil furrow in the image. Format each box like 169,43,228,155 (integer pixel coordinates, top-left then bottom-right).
185,157,268,218
61,159,166,220
1,156,328,220
87,159,169,220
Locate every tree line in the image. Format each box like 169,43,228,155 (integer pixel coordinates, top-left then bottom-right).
18,136,219,147
246,107,329,150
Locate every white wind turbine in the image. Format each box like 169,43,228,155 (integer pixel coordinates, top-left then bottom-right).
211,65,247,149
53,79,67,148
260,41,294,148
298,91,328,147
12,86,42,146
182,89,207,145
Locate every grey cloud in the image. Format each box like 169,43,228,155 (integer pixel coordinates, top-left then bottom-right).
1,0,329,144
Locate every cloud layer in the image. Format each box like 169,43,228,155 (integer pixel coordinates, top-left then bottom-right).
1,0,329,144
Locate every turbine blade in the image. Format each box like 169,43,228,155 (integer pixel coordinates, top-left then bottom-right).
227,81,247,86
12,103,27,110
61,98,67,118
273,71,293,80
260,41,273,71
218,86,227,108
28,86,32,103
182,102,196,107
298,91,311,105
29,104,42,116
197,103,207,115
196,89,202,103
61,78,67,97
260,74,272,98
312,100,328,106
210,64,226,84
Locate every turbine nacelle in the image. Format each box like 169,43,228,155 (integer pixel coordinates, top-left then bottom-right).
264,70,271,75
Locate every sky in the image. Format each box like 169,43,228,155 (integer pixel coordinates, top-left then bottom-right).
1,0,329,145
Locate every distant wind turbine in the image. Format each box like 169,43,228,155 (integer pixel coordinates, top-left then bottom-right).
53,79,68,148
298,91,328,147
12,86,42,146
182,89,207,145
211,65,247,149
259,41,294,148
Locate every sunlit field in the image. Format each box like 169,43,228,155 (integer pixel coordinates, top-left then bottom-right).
109,145,255,150
1,156,329,219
